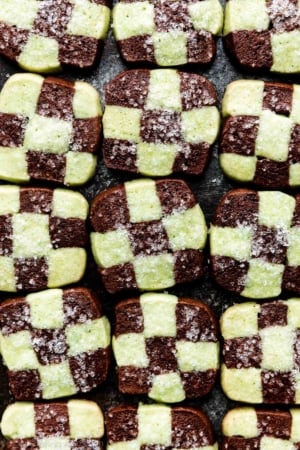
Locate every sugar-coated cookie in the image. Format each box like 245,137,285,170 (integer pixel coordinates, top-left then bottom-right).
113,293,219,403
106,403,218,450
0,73,101,185
0,185,88,292
113,0,223,66
103,69,220,176
0,287,111,400
90,178,207,293
210,189,300,298
221,299,300,404
222,407,300,449
1,400,104,449
0,0,111,72
224,0,300,73
220,80,300,188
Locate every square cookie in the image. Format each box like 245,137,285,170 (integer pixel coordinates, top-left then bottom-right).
221,298,300,404
113,293,219,403
0,73,101,185
0,287,111,400
113,0,223,66
220,80,300,188
1,400,104,449
103,69,220,176
224,0,300,73
222,407,300,449
106,404,217,450
0,0,111,72
90,178,207,293
210,189,300,298
0,185,88,292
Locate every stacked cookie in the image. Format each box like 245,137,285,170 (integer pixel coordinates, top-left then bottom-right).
1,0,300,448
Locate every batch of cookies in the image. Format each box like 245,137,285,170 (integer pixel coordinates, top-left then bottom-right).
0,0,300,449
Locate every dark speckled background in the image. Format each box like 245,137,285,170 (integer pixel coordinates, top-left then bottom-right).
0,1,299,447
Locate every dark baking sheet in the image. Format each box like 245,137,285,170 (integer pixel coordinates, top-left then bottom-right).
0,1,299,447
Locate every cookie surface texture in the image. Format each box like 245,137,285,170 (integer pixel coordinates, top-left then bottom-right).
222,407,300,449
224,0,300,73
0,73,101,185
90,178,207,293
221,298,300,404
0,287,110,400
220,80,300,188
113,293,219,403
0,0,111,72
210,189,300,298
113,0,223,66
106,403,217,449
103,69,220,176
0,185,88,292
1,400,104,449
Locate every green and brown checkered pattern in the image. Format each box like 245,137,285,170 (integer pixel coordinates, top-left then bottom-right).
0,185,88,292
210,189,300,299
90,178,207,294
220,80,300,188
0,73,101,185
0,288,110,400
103,69,219,177
0,0,111,72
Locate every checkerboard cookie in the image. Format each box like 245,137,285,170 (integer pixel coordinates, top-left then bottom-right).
0,73,101,185
221,298,300,404
0,185,88,292
106,404,217,450
222,407,300,450
210,189,300,298
90,178,207,293
0,0,111,72
0,287,111,400
220,80,300,188
113,293,219,403
113,0,223,66
224,0,300,73
103,69,220,176
1,400,104,449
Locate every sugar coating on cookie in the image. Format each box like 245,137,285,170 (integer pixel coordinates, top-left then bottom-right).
90,178,207,293
0,287,111,400
210,189,300,298
113,293,219,403
1,400,104,449
221,298,300,404
113,0,223,66
220,80,300,188
224,0,300,73
222,407,300,449
0,73,101,185
103,69,220,176
0,185,88,292
106,404,217,449
0,0,111,72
